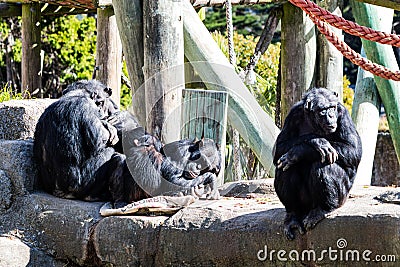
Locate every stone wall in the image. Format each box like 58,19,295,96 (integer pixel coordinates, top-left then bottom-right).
372,132,400,186
0,99,56,140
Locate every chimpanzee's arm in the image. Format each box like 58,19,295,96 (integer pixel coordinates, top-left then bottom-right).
328,105,362,169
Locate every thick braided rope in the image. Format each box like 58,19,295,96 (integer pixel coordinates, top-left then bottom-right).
309,14,400,81
289,0,400,47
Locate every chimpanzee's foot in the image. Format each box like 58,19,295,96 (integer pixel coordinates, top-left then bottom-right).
303,207,328,231
283,212,305,240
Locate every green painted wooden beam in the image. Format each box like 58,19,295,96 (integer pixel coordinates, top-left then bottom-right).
182,0,279,177
350,0,400,164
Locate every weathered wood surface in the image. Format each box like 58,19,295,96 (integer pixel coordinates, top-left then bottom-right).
280,2,316,121
316,0,343,99
181,89,228,184
351,1,400,164
21,3,41,94
2,0,400,11
352,49,380,185
190,0,283,6
143,0,184,143
183,0,279,177
112,0,146,125
96,6,122,108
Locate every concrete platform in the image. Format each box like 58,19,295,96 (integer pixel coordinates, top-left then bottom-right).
0,182,399,266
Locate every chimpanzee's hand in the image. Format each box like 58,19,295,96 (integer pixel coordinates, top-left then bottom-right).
277,149,299,171
102,121,119,146
309,138,338,164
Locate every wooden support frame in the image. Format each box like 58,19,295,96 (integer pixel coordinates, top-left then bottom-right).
21,3,42,94
316,0,343,99
143,0,184,143
351,0,400,165
95,6,122,108
181,88,228,184
182,0,279,176
280,2,316,121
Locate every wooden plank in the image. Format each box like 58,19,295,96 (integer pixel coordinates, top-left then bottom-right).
182,0,279,177
280,2,316,121
112,0,146,125
21,3,42,94
181,88,228,185
357,0,400,11
2,0,400,11
316,0,343,99
352,48,381,185
0,3,22,17
0,3,94,17
143,0,184,143
190,0,284,6
95,6,122,108
350,1,400,165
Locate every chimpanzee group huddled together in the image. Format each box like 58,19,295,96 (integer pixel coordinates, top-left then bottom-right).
33,80,221,209
33,80,362,240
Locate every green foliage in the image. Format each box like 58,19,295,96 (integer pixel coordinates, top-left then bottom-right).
0,83,30,102
211,31,280,113
204,5,274,36
342,75,354,114
120,61,132,109
0,19,22,68
42,15,97,85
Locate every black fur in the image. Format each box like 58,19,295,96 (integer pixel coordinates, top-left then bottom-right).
273,88,362,240
116,127,221,207
34,79,220,207
33,80,124,201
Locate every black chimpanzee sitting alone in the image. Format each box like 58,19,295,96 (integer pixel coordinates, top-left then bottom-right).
273,87,362,240
34,79,221,208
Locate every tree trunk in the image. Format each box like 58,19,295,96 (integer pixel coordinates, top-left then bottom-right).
21,3,41,95
96,6,122,108
143,0,184,143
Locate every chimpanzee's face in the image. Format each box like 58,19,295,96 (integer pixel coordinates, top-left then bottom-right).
304,88,339,135
183,139,221,179
314,104,338,134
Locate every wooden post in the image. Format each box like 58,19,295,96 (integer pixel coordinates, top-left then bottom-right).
316,0,343,99
143,0,184,143
112,0,146,124
21,3,41,94
183,1,279,177
280,2,316,121
350,1,400,164
352,48,380,185
96,6,122,107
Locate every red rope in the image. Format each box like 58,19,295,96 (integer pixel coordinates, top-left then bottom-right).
288,0,400,81
289,0,400,47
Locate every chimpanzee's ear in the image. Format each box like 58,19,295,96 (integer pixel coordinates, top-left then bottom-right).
189,140,200,153
304,98,313,111
104,87,112,97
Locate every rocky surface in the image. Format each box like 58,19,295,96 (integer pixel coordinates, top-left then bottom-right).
373,132,400,186
0,180,399,266
0,100,399,266
0,99,55,140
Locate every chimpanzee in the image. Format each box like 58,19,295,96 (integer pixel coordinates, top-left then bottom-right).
33,80,125,201
34,79,221,207
112,126,221,207
273,87,362,240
